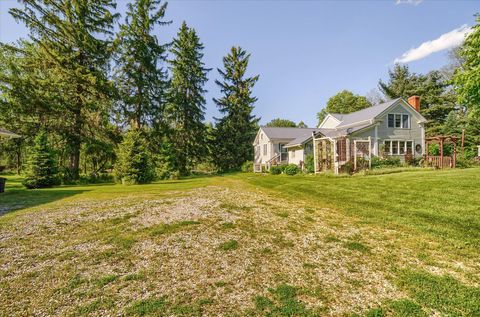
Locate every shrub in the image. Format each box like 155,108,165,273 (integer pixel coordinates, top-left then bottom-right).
241,161,254,173
270,165,282,175
371,156,401,169
194,162,218,174
342,160,354,175
284,164,299,176
22,130,60,189
115,129,155,185
304,154,314,173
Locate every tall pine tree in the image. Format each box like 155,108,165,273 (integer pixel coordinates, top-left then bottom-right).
10,0,118,179
379,64,455,135
114,0,170,130
214,47,259,171
167,22,210,175
22,130,60,189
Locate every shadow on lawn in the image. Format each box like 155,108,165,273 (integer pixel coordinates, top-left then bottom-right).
1,177,90,216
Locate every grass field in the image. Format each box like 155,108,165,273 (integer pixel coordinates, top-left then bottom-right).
1,169,479,316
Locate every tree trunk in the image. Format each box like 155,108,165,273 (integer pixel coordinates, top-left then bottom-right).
69,106,82,180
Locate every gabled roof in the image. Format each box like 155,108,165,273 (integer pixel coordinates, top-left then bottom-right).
320,98,427,131
260,127,318,140
0,128,21,138
331,98,401,128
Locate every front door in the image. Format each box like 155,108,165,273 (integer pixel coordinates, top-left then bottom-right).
279,144,288,162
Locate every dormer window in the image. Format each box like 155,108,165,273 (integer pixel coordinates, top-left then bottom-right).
388,114,410,129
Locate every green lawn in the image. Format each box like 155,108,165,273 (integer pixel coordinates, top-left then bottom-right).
0,169,479,316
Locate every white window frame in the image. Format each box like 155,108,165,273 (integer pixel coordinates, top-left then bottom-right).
387,113,410,129
384,140,414,155
263,144,267,156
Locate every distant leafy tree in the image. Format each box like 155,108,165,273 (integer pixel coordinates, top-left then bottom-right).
379,64,456,135
266,118,297,128
454,14,480,110
9,0,119,179
166,22,210,175
22,130,59,189
115,129,155,184
316,90,371,126
114,0,170,129
297,121,308,128
214,46,259,171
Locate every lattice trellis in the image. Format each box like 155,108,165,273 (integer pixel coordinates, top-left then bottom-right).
354,139,372,171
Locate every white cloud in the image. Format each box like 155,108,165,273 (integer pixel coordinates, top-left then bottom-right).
395,0,424,6
394,25,473,63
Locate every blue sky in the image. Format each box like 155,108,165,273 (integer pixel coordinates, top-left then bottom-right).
0,0,478,127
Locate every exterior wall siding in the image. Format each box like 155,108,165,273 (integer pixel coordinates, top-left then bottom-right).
352,103,424,158
288,146,305,165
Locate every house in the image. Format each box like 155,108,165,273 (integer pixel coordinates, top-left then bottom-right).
253,127,319,168
253,96,427,173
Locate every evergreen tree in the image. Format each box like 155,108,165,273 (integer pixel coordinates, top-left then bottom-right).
166,22,210,175
22,130,59,189
9,0,119,179
379,64,456,135
297,121,308,128
115,129,155,184
214,46,259,171
114,0,170,129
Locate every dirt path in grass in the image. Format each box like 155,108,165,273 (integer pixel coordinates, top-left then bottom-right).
0,182,478,316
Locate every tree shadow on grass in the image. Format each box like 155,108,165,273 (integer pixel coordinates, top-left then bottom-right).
0,181,90,216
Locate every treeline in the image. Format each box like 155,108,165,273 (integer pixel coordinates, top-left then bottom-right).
314,19,480,160
0,0,260,186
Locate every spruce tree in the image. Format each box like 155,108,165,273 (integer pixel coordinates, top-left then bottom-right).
22,130,59,189
114,0,170,129
214,47,259,171
10,0,118,179
379,64,455,135
166,22,210,175
115,129,155,185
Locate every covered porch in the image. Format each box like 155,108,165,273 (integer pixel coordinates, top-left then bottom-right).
312,132,372,174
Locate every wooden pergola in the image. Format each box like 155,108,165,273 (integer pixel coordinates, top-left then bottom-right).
425,135,458,169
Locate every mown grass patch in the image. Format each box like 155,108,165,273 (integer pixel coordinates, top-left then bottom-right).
148,220,201,236
218,239,238,251
396,269,480,316
126,296,213,317
250,284,325,316
344,241,370,253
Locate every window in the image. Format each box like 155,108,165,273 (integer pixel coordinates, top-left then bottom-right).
399,141,405,154
388,114,394,128
395,114,401,128
263,144,267,156
402,114,410,129
388,113,410,129
291,150,295,158
392,141,398,154
406,141,413,154
260,133,263,140
384,141,390,154
384,140,414,155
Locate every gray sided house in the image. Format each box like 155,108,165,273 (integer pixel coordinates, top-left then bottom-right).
253,97,427,173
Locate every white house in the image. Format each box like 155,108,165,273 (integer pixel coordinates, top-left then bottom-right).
253,96,427,173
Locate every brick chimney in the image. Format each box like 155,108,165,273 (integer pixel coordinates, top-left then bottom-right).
408,96,421,112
